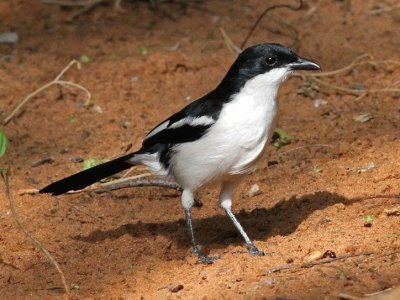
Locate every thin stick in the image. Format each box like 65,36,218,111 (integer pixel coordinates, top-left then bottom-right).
350,194,400,202
364,287,393,297
42,0,93,6
368,3,400,15
308,59,400,78
338,293,360,300
302,252,373,268
268,252,373,273
309,76,400,95
1,171,70,297
240,0,303,49
20,174,203,206
293,54,400,95
219,27,241,56
3,60,91,124
89,175,179,193
18,175,180,195
304,54,372,77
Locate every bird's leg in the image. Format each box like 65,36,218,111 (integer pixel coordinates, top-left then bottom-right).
224,208,265,256
220,181,265,256
182,190,219,264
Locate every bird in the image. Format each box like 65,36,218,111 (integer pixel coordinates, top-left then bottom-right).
40,43,320,264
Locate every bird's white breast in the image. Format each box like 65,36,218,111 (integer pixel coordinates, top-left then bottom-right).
170,68,289,190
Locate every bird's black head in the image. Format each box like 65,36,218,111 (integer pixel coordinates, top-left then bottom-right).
218,43,320,93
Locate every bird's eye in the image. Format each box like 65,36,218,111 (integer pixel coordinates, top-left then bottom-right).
265,56,277,66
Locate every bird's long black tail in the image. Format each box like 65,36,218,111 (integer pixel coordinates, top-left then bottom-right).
39,152,138,195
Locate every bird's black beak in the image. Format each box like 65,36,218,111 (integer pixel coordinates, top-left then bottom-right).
289,56,320,71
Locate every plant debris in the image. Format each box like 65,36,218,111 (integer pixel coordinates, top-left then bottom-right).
383,206,400,216
31,156,55,168
353,113,373,123
271,128,291,148
303,250,323,263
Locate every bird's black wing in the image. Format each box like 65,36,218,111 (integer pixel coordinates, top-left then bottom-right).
142,92,224,148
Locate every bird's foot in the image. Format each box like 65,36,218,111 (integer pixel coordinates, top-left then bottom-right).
247,244,267,256
198,255,220,264
193,247,220,264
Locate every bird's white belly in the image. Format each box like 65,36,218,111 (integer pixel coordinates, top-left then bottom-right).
170,90,278,190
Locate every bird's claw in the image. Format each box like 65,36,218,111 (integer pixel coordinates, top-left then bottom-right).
198,255,220,264
247,244,267,256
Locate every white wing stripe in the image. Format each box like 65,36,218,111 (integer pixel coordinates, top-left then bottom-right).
145,120,170,139
169,116,215,129
145,116,215,141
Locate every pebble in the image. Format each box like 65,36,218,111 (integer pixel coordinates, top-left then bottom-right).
31,156,55,167
246,184,261,197
169,284,183,293
0,32,18,43
313,98,328,108
70,156,84,163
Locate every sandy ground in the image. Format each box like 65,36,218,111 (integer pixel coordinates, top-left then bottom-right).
1,0,400,299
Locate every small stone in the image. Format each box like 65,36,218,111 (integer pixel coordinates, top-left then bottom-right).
122,121,131,129
60,148,69,154
31,156,55,167
322,250,336,259
0,32,18,43
129,76,139,82
169,284,183,293
70,157,84,163
313,98,328,108
267,160,278,167
246,184,261,197
27,178,40,185
350,84,367,90
92,104,103,114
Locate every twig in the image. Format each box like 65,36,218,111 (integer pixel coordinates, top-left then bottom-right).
368,3,400,15
42,0,96,6
87,175,181,194
350,194,400,202
219,27,241,56
220,1,303,56
364,287,393,297
240,0,303,49
338,293,360,300
304,54,372,77
302,252,373,268
1,171,70,297
295,54,400,96
305,76,400,95
3,59,91,124
268,252,373,273
17,174,178,195
21,174,203,207
268,14,300,48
